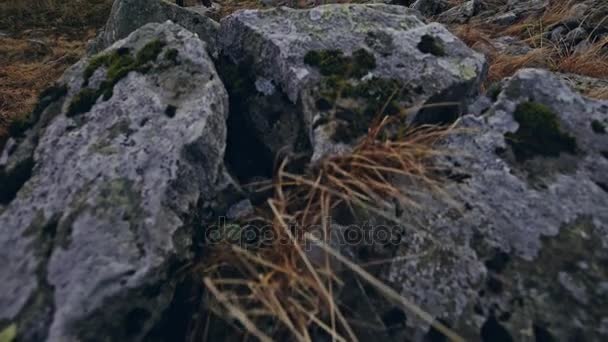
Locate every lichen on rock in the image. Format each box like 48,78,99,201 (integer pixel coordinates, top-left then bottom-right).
0,22,228,341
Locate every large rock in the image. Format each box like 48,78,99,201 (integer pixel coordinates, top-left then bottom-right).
0,22,228,341
91,0,220,55
219,4,486,169
387,69,608,340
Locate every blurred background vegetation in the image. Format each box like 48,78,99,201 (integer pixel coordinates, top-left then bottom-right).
0,0,113,144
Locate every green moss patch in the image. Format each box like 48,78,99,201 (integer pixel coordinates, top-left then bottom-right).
505,102,577,161
67,88,99,118
304,48,412,143
0,324,17,342
70,40,167,118
304,48,376,78
320,76,405,142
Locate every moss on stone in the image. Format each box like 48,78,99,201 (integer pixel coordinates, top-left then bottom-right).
304,48,376,78
72,40,166,117
591,120,605,134
66,88,99,118
0,323,17,342
304,49,350,76
164,48,179,64
505,102,577,161
135,40,165,66
304,48,410,143
487,83,502,102
417,34,446,57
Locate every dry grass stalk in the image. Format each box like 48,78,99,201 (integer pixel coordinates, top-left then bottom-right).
200,116,464,341
453,0,608,85
552,37,608,78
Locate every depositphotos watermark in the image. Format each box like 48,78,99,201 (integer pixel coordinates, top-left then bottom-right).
204,217,403,248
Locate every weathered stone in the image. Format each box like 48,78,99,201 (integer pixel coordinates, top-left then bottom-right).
90,0,220,55
219,4,486,163
387,69,608,340
0,22,228,341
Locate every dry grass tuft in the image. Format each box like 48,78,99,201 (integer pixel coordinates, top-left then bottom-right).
552,37,608,78
199,117,462,341
586,87,608,100
453,0,608,86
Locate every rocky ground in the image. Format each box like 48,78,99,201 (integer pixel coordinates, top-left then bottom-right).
0,0,607,341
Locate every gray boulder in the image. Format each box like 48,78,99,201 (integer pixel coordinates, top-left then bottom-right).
0,22,228,341
219,4,486,164
90,0,220,55
387,69,608,340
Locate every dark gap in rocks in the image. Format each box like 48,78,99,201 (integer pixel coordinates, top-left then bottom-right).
164,105,177,118
481,316,513,342
533,323,556,342
0,155,35,204
601,151,608,160
498,311,511,322
217,56,311,186
224,97,275,182
595,181,608,193
413,86,467,125
381,307,407,329
143,274,203,342
591,120,605,134
124,308,151,337
424,318,450,342
417,35,446,57
217,56,278,183
486,275,504,294
391,0,417,6
485,250,510,273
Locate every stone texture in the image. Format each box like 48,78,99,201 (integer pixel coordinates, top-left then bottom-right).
90,0,220,55
386,69,608,340
219,4,486,163
0,22,228,341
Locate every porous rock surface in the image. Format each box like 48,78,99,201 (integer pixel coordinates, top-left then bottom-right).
0,22,227,341
387,69,608,340
219,4,486,163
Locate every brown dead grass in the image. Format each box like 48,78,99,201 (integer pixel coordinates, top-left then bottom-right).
0,0,111,146
452,0,608,98
0,32,95,146
199,117,463,341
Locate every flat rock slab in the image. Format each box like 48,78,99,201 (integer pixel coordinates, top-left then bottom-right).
219,4,486,162
387,69,608,340
0,22,227,341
